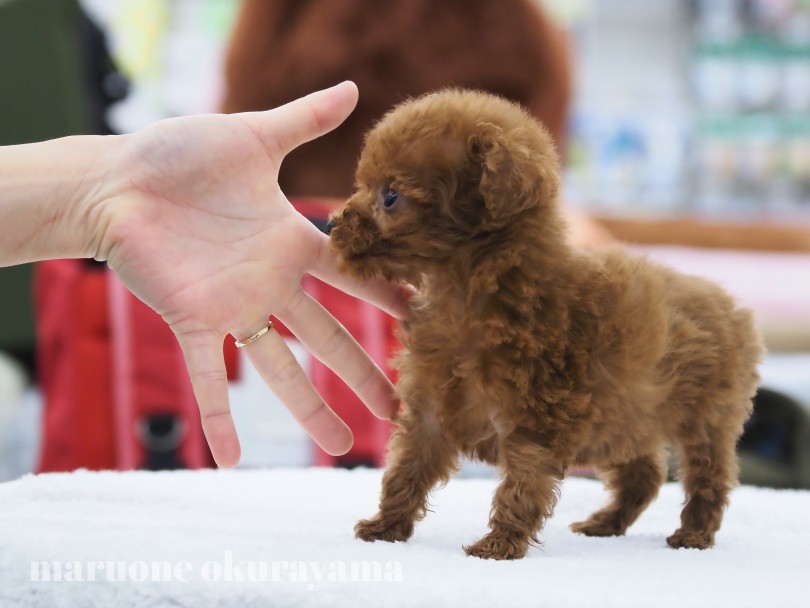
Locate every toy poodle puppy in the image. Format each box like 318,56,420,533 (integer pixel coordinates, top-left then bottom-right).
327,90,763,560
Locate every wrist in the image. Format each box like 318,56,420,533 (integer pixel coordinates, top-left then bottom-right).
0,134,123,266
72,134,130,262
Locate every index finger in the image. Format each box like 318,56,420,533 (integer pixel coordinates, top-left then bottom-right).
309,231,415,319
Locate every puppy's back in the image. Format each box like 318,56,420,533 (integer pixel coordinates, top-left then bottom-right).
579,246,762,415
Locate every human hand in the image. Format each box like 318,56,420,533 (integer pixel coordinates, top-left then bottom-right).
87,82,408,467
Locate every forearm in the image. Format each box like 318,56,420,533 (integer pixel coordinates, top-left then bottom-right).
0,135,119,267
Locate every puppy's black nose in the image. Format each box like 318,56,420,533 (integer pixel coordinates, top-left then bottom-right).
325,218,337,235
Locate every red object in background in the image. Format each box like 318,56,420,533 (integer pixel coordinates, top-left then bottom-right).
35,261,116,471
107,275,213,470
34,260,238,472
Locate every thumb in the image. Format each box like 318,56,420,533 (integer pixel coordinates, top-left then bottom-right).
237,81,359,158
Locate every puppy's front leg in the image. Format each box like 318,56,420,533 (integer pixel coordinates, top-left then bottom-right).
465,429,563,560
355,410,458,543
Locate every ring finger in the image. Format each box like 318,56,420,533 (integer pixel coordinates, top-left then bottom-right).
235,320,353,456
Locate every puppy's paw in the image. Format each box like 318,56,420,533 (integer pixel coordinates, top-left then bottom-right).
570,517,626,537
354,515,413,543
666,528,715,550
463,532,529,560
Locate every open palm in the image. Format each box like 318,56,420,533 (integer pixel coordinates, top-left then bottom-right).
92,83,406,467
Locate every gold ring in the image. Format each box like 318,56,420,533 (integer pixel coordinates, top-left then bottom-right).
235,321,274,348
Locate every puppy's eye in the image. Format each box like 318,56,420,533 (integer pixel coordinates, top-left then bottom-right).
382,189,400,210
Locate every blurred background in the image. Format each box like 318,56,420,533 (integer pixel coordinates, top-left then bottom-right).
0,0,808,488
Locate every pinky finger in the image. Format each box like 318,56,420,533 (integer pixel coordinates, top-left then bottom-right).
176,331,241,468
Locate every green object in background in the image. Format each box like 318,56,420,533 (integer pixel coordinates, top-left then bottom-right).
0,266,35,359
0,0,95,358
0,0,92,145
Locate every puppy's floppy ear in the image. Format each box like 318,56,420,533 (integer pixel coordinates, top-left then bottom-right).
468,121,560,224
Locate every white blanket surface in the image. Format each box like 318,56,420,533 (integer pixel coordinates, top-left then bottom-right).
0,468,807,608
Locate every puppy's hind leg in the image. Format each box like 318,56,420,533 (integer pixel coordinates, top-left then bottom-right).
667,424,740,550
570,451,667,537
355,410,459,543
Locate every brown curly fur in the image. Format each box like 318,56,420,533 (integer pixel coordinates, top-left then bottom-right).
328,90,764,560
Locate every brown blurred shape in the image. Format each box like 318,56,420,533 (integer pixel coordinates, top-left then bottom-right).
222,0,572,200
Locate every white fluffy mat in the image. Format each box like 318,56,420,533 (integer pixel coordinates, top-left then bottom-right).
0,468,807,607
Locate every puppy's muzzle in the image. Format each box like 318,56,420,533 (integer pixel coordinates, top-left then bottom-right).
327,207,383,258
